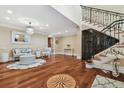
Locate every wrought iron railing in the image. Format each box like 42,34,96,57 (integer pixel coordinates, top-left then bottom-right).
82,19,124,61
81,6,124,76
101,19,124,46
81,5,124,27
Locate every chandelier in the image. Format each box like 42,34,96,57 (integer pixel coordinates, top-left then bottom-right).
26,22,34,35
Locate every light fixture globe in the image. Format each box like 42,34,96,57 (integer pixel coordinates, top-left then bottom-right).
26,22,34,35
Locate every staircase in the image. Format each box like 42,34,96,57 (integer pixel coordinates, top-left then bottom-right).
82,28,119,61
81,6,124,75
81,5,124,61
81,5,124,27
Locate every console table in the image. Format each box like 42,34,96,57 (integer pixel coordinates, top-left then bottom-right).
64,48,74,56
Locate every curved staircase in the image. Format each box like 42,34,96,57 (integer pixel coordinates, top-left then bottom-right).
81,6,124,75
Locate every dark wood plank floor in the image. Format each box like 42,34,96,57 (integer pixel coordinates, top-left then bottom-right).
0,55,124,88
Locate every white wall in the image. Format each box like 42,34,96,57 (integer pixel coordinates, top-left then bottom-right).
51,5,82,26
55,35,77,56
0,26,48,56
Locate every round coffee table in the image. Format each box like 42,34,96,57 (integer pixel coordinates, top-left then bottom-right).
20,55,35,65
47,74,76,88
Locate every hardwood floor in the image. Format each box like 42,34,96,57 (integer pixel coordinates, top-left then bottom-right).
0,55,124,88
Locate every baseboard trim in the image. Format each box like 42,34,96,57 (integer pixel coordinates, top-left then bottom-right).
55,52,77,56
55,52,82,59
77,56,81,59
54,52,63,55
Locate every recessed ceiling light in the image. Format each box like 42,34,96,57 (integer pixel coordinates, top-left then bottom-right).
7,10,13,14
65,30,68,32
5,17,10,20
46,24,49,27
18,17,40,26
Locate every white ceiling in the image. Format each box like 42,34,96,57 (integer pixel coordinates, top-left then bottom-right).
0,5,79,37
51,5,82,26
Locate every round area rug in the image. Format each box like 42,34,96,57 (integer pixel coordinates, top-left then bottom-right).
47,74,76,88
7,59,46,70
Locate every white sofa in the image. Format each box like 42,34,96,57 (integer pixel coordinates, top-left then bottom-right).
12,48,32,61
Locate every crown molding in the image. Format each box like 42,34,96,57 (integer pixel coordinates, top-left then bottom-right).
0,23,24,31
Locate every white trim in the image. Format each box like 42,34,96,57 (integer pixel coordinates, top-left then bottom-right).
0,23,24,30
77,56,81,59
11,31,31,45
54,52,63,55
0,23,46,35
81,21,103,31
55,52,77,56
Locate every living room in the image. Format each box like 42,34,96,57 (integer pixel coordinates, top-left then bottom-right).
0,4,124,90
1,0,124,93
0,5,79,62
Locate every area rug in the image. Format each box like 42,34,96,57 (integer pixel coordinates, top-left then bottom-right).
7,59,46,70
91,75,124,88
